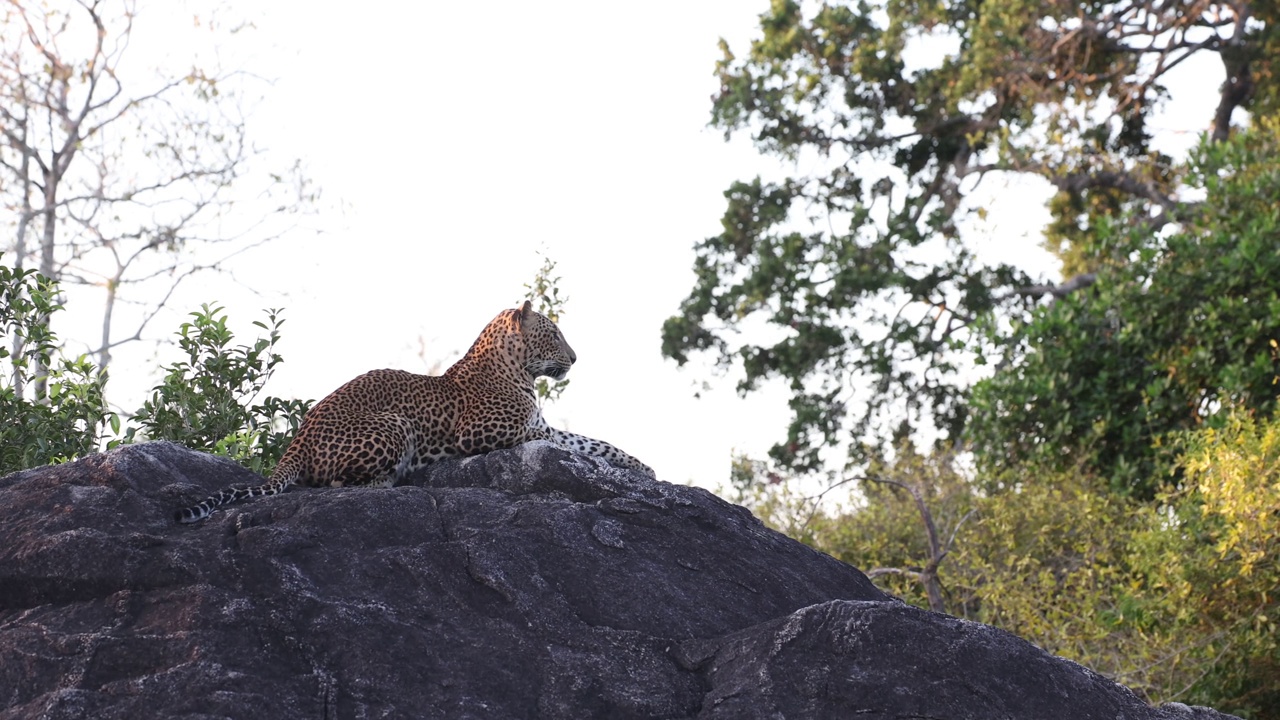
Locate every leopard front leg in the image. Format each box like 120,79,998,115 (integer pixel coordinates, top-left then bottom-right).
545,426,656,479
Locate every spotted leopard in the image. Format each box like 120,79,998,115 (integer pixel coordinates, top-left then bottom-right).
175,300,654,523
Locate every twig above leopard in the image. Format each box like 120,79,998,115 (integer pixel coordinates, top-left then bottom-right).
175,300,655,523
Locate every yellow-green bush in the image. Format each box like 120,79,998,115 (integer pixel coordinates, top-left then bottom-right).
741,415,1280,717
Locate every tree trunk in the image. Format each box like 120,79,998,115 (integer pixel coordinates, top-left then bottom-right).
920,563,946,614
33,163,60,399
10,115,33,400
98,275,117,375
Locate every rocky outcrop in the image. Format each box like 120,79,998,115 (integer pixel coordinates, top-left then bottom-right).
0,441,1238,719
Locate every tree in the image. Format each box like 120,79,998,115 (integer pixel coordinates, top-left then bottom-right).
967,115,1280,495
0,0,314,388
662,0,1277,474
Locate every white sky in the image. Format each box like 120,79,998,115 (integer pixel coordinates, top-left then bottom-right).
45,1,1226,490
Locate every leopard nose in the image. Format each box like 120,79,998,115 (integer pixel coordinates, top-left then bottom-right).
568,347,577,365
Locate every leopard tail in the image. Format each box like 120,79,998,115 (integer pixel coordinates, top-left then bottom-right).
174,451,305,524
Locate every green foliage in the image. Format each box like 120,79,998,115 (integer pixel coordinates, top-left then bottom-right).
1133,411,1280,716
0,261,114,475
770,446,977,611
968,117,1280,496
666,0,1276,475
0,271,314,477
745,414,1280,717
127,304,312,475
524,252,570,405
698,8,1280,711
952,473,1143,683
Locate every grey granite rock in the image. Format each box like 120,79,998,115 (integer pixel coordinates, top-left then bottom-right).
0,441,1240,719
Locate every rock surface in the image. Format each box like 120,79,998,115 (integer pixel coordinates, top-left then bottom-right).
0,441,1239,719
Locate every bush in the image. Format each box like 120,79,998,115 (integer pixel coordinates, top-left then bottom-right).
2,254,313,478
1128,409,1280,716
0,262,114,475
126,304,312,475
744,423,1280,717
525,252,569,405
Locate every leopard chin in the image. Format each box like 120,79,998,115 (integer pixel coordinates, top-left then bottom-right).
525,361,570,381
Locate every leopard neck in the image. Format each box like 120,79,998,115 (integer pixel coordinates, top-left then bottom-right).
445,312,534,389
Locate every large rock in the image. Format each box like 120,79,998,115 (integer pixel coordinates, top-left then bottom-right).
0,441,1238,719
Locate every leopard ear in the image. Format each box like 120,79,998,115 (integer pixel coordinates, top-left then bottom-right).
516,300,533,331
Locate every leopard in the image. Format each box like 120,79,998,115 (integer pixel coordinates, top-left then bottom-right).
175,300,655,523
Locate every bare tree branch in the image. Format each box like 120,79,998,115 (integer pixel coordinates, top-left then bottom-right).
1009,273,1098,300
866,567,923,580
866,475,948,613
1049,170,1181,216
943,508,977,556
0,0,315,390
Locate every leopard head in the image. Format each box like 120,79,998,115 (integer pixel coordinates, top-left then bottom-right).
512,300,576,380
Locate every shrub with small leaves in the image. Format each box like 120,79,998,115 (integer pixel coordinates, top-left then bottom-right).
524,252,570,406
128,304,311,474
0,260,115,475
1129,410,1280,716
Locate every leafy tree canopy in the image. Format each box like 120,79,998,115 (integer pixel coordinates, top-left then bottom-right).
969,118,1280,495
663,0,1277,475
